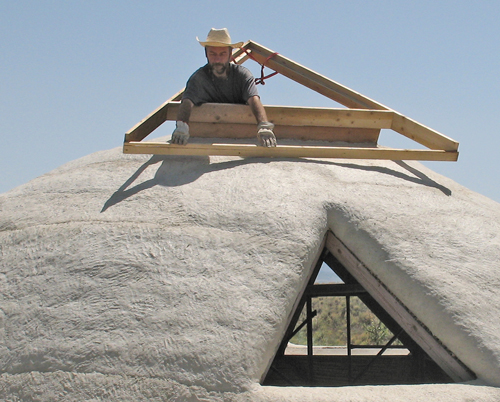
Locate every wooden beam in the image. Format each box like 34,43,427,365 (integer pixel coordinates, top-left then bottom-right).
391,113,459,151
231,42,252,64
187,122,380,143
123,142,458,161
325,232,474,382
124,89,184,143
268,107,393,129
245,41,389,110
306,283,367,297
165,102,394,129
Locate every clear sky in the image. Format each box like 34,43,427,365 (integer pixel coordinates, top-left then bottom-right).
2,1,499,203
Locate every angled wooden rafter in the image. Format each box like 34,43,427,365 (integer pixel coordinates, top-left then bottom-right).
124,40,459,161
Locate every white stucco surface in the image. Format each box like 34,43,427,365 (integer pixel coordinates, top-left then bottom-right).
1,137,500,401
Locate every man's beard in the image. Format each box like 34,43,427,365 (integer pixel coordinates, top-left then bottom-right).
209,62,229,77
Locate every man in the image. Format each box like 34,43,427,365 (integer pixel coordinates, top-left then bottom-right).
171,28,277,147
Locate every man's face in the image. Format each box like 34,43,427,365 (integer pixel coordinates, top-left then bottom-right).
206,46,232,76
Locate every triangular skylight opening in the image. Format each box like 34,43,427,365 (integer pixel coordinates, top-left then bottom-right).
261,231,475,387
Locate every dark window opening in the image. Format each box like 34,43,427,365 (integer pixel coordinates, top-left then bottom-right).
262,245,469,387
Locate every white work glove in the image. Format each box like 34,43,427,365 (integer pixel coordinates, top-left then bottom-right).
171,121,190,145
257,121,277,147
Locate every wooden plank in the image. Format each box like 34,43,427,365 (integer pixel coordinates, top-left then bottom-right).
233,53,250,64
306,283,367,297
267,106,393,129
164,102,252,123
246,41,389,110
123,142,458,161
124,89,184,143
325,232,474,382
188,122,380,143
231,42,252,64
165,102,394,128
391,112,459,151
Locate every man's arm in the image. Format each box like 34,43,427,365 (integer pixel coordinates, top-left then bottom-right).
247,95,267,123
177,98,194,123
247,96,277,147
171,99,194,145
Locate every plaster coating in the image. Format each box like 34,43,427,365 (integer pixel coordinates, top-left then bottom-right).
1,138,500,400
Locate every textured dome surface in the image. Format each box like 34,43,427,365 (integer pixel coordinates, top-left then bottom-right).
1,142,500,401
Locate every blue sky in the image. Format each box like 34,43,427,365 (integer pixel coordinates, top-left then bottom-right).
2,1,499,203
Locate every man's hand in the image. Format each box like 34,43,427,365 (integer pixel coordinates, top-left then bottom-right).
171,121,190,145
257,121,277,147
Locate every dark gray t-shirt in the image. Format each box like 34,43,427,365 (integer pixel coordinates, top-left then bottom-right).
182,63,259,106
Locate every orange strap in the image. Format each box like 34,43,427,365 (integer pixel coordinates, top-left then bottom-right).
239,49,279,85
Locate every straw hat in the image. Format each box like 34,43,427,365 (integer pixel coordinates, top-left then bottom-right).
197,28,243,48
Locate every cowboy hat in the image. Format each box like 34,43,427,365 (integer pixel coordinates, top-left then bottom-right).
197,28,244,48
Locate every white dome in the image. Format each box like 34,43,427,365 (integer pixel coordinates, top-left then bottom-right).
1,144,500,400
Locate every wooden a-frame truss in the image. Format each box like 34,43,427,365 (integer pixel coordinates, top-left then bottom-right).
123,41,459,161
